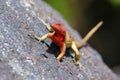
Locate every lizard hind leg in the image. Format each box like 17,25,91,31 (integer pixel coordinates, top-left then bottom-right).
71,41,83,69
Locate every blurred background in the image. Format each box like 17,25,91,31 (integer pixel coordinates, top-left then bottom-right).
44,0,120,70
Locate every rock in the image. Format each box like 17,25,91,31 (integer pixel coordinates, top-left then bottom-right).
113,65,120,77
0,0,119,80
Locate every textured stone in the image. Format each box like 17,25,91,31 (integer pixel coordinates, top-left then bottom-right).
0,0,119,80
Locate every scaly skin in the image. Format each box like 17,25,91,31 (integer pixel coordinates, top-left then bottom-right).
34,19,103,69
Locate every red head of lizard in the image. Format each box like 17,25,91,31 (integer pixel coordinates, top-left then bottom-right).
49,23,66,47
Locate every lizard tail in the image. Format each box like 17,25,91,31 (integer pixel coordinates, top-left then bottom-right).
75,21,103,48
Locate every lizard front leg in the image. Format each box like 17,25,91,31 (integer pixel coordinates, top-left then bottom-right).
34,33,54,42
37,17,54,32
56,44,66,61
71,41,83,69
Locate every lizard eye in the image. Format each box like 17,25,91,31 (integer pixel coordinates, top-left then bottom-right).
57,23,61,26
56,23,63,27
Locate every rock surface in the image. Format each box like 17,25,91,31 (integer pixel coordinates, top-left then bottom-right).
0,0,120,80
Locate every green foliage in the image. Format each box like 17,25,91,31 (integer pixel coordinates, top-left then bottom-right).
44,0,76,26
109,0,120,6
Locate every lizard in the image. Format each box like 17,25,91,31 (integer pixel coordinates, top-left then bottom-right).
34,18,103,69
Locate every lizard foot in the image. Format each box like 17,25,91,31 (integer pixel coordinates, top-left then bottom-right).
73,58,83,70
56,58,62,65
34,34,41,42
